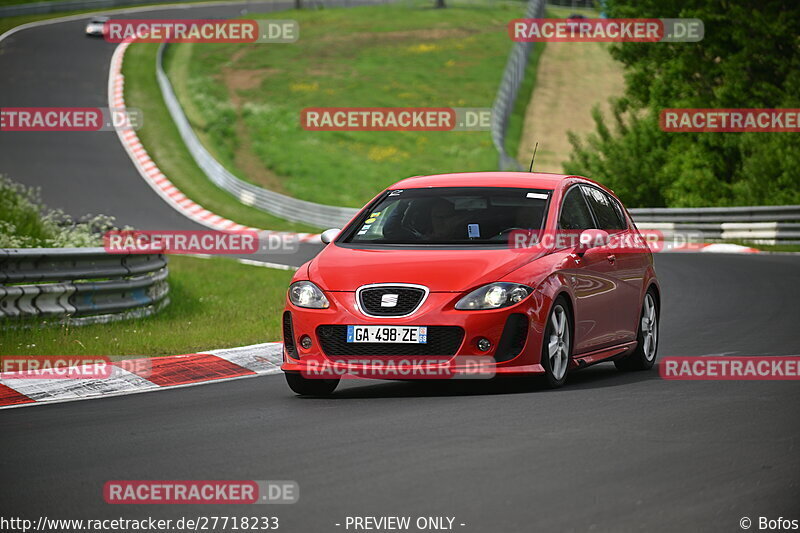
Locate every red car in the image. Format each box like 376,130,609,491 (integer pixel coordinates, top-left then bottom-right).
282,172,660,395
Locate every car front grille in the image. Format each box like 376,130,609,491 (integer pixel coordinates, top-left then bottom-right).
316,325,464,356
357,285,427,317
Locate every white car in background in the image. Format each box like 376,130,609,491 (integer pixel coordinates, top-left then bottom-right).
85,16,109,37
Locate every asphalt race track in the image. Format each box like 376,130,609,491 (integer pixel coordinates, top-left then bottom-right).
0,1,322,267
1,253,799,532
2,4,799,533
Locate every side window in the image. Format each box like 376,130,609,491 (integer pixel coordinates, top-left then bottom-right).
582,186,626,232
559,187,595,231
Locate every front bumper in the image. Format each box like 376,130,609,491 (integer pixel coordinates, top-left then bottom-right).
281,290,548,379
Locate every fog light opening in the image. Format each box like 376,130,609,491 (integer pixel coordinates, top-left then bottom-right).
300,335,313,350
477,338,492,352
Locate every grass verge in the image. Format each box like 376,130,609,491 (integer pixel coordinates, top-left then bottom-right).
171,0,535,208
122,42,320,233
0,255,293,356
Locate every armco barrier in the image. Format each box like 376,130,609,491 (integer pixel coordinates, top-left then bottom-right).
152,0,536,225
0,248,169,325
629,205,800,223
154,2,398,229
157,42,358,228
630,206,800,245
490,0,544,171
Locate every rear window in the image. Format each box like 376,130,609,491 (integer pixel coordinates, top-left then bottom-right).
341,187,551,246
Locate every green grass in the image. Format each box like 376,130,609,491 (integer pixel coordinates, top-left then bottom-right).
171,1,534,208
0,255,294,356
123,42,320,232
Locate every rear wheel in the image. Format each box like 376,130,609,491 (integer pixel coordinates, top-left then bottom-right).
285,372,339,396
540,298,572,388
615,289,659,371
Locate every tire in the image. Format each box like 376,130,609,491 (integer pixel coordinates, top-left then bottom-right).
285,372,339,396
615,289,659,371
540,297,572,388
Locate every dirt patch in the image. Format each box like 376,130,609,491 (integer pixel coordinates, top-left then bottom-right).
222,67,282,104
517,41,625,173
216,57,287,192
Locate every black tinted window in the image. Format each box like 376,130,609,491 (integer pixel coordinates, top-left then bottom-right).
582,186,626,231
559,187,595,230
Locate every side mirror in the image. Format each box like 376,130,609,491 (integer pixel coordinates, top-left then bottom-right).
575,229,610,255
320,228,341,244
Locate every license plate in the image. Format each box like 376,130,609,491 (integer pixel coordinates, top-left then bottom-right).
346,325,428,344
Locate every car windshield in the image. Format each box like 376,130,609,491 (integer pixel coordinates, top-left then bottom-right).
342,187,551,246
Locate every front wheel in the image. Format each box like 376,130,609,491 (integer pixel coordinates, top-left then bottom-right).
540,298,572,388
285,372,339,396
615,289,659,371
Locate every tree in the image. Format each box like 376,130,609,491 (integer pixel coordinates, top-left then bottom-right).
564,0,800,207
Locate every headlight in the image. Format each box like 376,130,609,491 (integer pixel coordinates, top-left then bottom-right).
289,281,330,309
455,282,532,310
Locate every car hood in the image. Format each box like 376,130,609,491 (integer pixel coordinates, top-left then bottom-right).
308,244,546,292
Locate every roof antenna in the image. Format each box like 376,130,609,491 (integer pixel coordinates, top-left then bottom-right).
528,142,539,172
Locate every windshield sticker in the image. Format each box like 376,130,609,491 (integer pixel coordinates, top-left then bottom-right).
389,190,403,196
467,224,481,238
527,192,548,200
364,212,382,224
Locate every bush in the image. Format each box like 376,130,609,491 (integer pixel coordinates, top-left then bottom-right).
0,175,126,248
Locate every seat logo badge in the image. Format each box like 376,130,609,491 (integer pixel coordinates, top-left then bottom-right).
381,294,399,307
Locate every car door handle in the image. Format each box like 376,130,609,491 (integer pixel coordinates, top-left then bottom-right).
607,254,616,264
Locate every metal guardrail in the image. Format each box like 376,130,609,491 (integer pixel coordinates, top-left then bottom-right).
629,205,800,223
154,0,532,227
631,206,800,245
0,248,169,325
490,0,544,171
157,41,359,230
